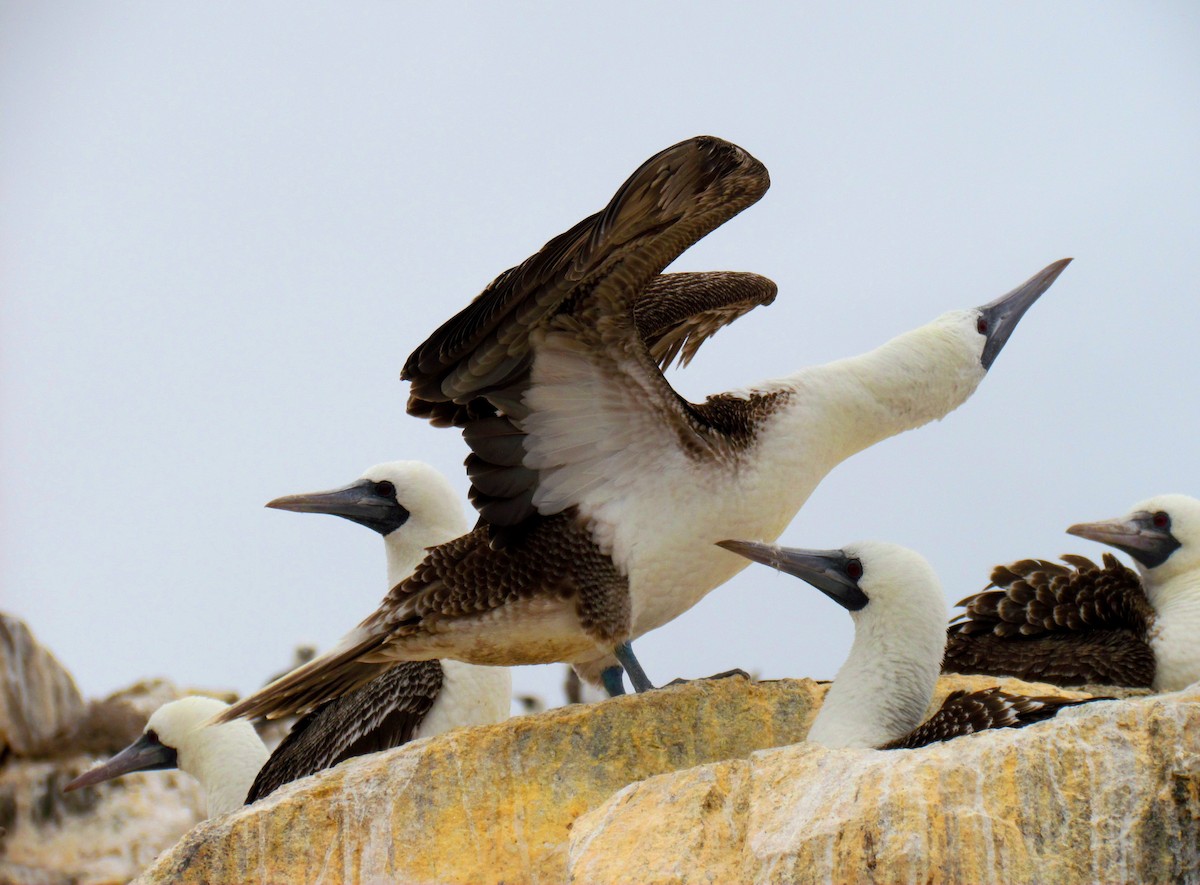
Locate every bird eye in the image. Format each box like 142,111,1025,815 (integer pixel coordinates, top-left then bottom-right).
1153,512,1170,529
145,729,161,744
373,481,396,498
846,559,864,580
976,317,989,335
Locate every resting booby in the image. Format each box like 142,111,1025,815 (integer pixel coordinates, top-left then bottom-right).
720,540,1095,749
944,493,1200,691
64,696,267,818
219,135,1071,723
246,461,512,801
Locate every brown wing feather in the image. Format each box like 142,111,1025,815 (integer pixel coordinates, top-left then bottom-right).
942,553,1156,687
633,271,777,371
245,661,443,804
402,137,770,534
881,688,1100,750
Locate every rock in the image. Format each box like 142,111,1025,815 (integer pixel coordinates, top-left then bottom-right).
0,758,205,885
0,681,213,885
0,614,85,757
133,676,824,884
566,679,1200,884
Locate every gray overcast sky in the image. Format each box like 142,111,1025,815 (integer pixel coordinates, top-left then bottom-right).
3,3,1198,709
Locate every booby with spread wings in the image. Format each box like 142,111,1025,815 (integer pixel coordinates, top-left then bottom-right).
219,135,1070,723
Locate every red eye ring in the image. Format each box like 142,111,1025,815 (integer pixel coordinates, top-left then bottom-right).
374,480,397,498
976,317,989,335
846,558,864,580
1153,512,1169,529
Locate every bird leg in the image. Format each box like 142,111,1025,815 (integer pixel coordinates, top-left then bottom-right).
614,642,656,693
600,665,627,696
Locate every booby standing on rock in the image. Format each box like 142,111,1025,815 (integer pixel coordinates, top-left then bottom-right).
219,135,1071,724
246,461,512,801
944,494,1200,691
720,540,1096,749
64,696,267,818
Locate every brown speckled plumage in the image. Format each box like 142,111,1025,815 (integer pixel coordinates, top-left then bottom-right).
943,554,1156,687
881,687,1097,750
245,661,443,803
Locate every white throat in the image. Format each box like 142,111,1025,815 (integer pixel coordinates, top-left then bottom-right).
1144,569,1200,691
175,717,268,817
805,545,949,749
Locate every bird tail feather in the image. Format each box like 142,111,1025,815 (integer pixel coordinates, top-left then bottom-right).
214,630,392,723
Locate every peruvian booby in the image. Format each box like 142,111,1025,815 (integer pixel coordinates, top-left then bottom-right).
64,696,267,818
944,493,1200,691
219,135,1071,723
245,461,512,802
720,540,1096,749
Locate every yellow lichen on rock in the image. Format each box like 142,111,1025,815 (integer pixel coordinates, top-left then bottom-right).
133,676,825,885
566,682,1200,884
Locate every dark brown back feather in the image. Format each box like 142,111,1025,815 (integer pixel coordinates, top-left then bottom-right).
245,661,443,804
943,553,1156,687
881,688,1100,750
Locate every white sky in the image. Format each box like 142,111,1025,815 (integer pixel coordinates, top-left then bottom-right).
3,3,1198,710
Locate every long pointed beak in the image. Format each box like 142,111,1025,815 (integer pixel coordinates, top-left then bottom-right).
1066,512,1180,568
266,479,407,536
718,540,868,611
978,258,1072,370
63,733,178,792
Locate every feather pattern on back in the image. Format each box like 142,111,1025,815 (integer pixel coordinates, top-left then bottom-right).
943,553,1156,687
880,688,1098,750
245,661,443,803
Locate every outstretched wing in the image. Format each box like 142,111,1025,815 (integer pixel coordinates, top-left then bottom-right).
943,554,1156,687
881,688,1100,750
403,136,771,536
245,661,443,804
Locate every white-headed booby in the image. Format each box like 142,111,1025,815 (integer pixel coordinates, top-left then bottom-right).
720,540,1095,749
245,461,512,802
945,493,1200,691
219,135,1071,723
64,696,267,818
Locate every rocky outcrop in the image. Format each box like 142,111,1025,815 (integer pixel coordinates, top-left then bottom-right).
129,675,1192,885
0,615,84,757
566,680,1200,884
133,676,824,884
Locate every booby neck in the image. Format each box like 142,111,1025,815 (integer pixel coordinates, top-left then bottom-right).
64,697,268,819
720,540,948,749
753,309,986,475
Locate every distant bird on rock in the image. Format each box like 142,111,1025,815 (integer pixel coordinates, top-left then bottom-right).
721,540,1096,749
64,696,266,818
945,494,1200,691
219,135,1071,725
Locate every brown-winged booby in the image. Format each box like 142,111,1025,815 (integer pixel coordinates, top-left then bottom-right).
944,493,1200,691
720,540,1097,749
218,135,1071,724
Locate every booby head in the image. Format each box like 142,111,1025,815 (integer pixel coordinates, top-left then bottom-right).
719,539,947,748
64,696,267,817
1067,494,1200,579
266,461,468,587
266,461,454,536
975,258,1072,370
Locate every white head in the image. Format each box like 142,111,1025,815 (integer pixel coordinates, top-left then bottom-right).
1068,494,1200,592
719,539,947,749
266,460,469,586
64,696,268,818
